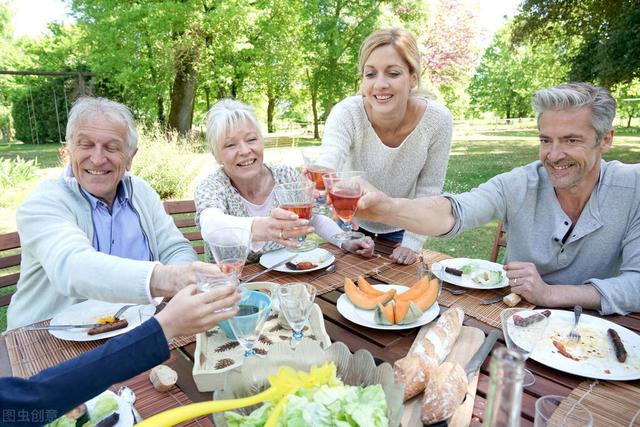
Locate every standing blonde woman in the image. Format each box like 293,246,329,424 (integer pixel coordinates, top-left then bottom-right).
194,99,374,263
317,28,452,265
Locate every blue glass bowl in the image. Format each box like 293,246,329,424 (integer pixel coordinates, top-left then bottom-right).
218,290,272,340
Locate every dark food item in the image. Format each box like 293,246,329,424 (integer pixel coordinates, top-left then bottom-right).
608,328,627,363
285,261,318,270
553,339,580,361
87,319,129,335
513,310,551,327
62,403,88,426
94,412,120,427
444,266,463,276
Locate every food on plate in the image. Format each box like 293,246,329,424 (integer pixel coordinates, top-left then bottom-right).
150,364,178,392
357,276,387,296
459,263,478,275
46,392,119,427
224,364,389,427
344,277,396,310
471,270,504,286
394,307,464,400
421,362,468,424
87,319,128,335
96,315,118,325
502,293,522,307
375,300,423,325
444,266,463,276
394,276,430,302
285,261,318,270
553,339,580,361
608,328,627,363
513,310,551,327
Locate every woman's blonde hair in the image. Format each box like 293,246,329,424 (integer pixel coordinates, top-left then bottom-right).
205,99,262,163
358,28,422,91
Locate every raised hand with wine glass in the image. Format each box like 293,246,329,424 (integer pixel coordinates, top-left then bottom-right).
274,179,318,252
323,171,366,242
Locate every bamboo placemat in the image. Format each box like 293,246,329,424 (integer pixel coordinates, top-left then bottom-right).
564,379,640,426
4,321,194,378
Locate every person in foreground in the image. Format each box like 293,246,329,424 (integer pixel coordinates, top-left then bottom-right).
8,97,208,330
356,82,640,315
315,27,453,265
195,99,374,262
0,283,240,426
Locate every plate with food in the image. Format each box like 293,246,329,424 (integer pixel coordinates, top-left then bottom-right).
337,280,440,330
521,309,640,380
431,258,508,289
49,300,147,342
259,248,335,273
46,390,133,427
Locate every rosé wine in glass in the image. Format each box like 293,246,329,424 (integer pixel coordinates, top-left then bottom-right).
323,171,365,242
274,179,318,252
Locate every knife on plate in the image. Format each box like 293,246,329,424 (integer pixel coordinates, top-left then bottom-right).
240,254,298,284
23,324,101,331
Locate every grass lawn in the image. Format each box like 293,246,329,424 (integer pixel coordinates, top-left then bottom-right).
1,126,639,331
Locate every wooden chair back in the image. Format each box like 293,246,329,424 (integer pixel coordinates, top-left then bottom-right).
489,222,507,263
0,232,20,308
162,199,204,256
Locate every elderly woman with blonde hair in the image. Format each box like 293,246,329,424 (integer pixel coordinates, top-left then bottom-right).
316,27,453,265
195,99,374,262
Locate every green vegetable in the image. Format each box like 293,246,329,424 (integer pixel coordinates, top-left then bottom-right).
459,263,478,275
89,394,118,424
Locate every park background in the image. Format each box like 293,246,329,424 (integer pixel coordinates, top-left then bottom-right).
0,0,639,328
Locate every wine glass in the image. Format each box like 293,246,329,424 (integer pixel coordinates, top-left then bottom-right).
534,394,593,426
500,308,550,387
204,227,252,275
322,171,365,242
274,179,318,252
227,298,270,357
301,149,335,215
276,282,317,348
195,268,239,313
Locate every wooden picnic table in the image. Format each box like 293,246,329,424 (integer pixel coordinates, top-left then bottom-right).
2,240,640,426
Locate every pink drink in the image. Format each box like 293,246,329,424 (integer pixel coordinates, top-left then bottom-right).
219,258,245,275
328,189,360,222
280,202,313,220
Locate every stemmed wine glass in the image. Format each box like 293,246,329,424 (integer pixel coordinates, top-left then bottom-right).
276,282,317,348
301,149,335,215
500,308,550,387
274,179,318,252
322,171,365,242
227,301,270,357
204,227,252,275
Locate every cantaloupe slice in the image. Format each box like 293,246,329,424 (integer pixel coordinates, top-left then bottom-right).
357,276,386,296
375,301,395,325
395,276,429,302
344,277,396,310
413,278,439,311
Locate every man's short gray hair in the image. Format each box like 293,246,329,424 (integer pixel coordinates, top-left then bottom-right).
532,82,617,142
66,97,138,155
206,99,262,162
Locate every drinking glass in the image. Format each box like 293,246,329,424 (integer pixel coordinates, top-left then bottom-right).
301,149,335,215
195,268,239,312
276,282,317,348
227,301,270,357
274,179,318,252
322,171,365,242
204,227,252,275
534,395,593,427
500,308,549,387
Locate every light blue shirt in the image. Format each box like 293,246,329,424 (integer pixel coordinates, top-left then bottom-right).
82,182,151,261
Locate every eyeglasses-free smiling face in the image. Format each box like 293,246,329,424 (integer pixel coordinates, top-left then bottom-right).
69,114,134,208
538,107,612,195
361,44,417,115
219,122,264,182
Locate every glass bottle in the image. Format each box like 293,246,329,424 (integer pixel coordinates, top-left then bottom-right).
482,346,525,427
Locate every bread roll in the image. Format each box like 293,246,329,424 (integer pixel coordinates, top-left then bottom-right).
394,307,464,400
421,362,468,424
150,364,178,392
503,293,522,307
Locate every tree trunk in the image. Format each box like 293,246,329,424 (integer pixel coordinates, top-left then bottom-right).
308,71,320,139
157,95,164,124
168,48,198,135
267,93,276,133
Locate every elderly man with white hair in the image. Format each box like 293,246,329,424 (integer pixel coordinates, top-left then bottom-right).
356,82,640,315
8,97,221,329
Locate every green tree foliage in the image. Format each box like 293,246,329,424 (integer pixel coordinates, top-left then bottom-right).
468,27,568,119
512,0,640,87
613,79,640,127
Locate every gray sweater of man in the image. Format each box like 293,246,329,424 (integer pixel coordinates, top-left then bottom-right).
443,160,640,315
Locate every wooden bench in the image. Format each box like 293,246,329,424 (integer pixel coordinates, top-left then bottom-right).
0,200,202,310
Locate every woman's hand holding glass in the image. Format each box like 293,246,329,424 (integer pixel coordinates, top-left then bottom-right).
251,208,314,249
274,180,319,252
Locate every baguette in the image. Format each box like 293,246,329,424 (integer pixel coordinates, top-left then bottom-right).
503,292,521,307
394,307,464,400
149,364,178,392
421,362,468,424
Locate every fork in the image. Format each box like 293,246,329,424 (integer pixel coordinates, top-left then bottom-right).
567,305,582,343
442,286,466,295
114,304,136,320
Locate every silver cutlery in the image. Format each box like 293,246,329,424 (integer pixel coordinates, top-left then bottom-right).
442,286,466,295
308,264,337,283
118,386,143,422
113,304,136,320
567,305,582,343
479,294,508,305
240,254,297,283
23,323,101,331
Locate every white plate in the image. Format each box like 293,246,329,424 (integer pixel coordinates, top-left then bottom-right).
84,390,133,426
525,309,640,380
432,258,509,289
50,300,150,342
336,284,440,330
259,248,335,273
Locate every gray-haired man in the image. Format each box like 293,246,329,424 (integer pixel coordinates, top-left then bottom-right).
356,82,640,315
8,97,222,329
